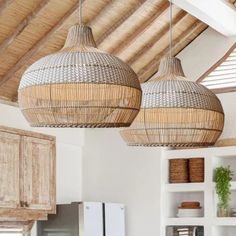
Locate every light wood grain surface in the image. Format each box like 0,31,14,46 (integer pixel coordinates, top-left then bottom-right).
0,0,207,102
0,126,56,222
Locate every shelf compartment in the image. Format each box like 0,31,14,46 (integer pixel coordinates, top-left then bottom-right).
163,146,236,236
166,225,204,236
166,191,204,218
212,155,236,181
213,188,236,217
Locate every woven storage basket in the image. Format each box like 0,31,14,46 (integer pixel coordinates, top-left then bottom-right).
189,158,204,183
169,159,189,183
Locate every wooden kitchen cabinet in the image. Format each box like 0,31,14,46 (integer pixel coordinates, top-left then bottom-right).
22,136,56,213
0,132,21,209
0,126,56,221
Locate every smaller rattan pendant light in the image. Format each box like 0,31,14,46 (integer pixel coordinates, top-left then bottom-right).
18,1,141,128
120,1,224,147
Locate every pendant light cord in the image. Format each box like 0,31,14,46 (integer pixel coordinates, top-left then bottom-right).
169,0,173,57
79,0,83,25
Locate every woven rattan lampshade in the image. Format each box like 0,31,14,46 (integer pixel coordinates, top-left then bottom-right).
120,56,224,147
18,25,142,127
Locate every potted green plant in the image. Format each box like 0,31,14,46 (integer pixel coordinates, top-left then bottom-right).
214,166,233,217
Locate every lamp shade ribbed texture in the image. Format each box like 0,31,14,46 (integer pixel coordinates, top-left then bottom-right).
18,25,142,127
120,56,224,147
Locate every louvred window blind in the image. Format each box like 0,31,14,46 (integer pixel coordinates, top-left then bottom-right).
199,45,236,93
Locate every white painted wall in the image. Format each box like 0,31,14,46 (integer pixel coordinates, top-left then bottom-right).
81,28,236,236
178,27,236,139
0,103,83,203
82,129,163,236
217,92,236,139
0,27,235,236
178,28,235,82
0,103,84,235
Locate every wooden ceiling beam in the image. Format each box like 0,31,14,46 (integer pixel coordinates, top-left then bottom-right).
172,0,236,36
0,0,82,87
0,0,49,55
0,0,14,15
210,86,236,94
98,0,166,53
0,95,18,106
93,0,146,45
8,0,112,102
130,13,193,75
138,21,207,82
126,10,187,65
110,2,169,55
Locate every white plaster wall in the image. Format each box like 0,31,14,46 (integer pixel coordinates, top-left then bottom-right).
82,129,162,236
178,28,235,81
0,103,83,202
81,28,236,236
0,26,235,236
0,103,83,235
0,103,84,146
217,92,236,139
177,27,236,139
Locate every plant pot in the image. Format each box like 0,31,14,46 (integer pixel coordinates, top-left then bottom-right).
217,206,229,217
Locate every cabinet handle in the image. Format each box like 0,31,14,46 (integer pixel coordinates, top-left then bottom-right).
20,201,24,207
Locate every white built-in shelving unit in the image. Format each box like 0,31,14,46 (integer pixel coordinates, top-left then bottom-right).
161,146,236,236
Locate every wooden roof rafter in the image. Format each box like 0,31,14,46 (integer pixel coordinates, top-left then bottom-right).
109,1,169,55
0,0,84,87
139,20,207,82
0,0,14,15
0,0,208,103
0,0,50,55
98,0,167,53
92,0,147,45
124,10,188,66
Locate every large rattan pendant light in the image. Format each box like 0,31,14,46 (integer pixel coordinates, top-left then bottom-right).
120,1,224,147
18,1,141,128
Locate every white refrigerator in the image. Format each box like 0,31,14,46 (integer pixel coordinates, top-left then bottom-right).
37,202,125,236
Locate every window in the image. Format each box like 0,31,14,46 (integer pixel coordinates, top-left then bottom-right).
198,44,236,93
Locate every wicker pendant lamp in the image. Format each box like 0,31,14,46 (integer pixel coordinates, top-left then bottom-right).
120,1,224,147
18,1,141,128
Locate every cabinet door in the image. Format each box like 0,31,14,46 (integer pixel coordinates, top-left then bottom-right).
0,131,20,208
105,203,125,236
22,136,55,211
79,202,103,236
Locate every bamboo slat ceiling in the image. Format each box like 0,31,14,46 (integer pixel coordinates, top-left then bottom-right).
0,0,207,103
